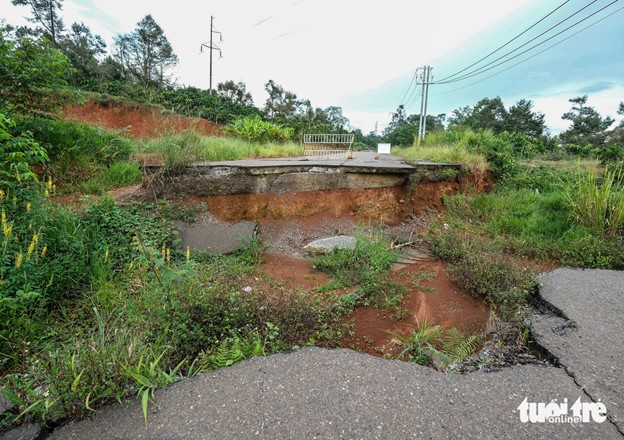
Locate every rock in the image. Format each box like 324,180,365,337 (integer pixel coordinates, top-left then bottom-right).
303,236,356,255
175,214,257,256
0,423,43,440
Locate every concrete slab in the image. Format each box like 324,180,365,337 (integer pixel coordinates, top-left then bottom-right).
48,348,620,440
531,268,624,432
176,214,257,255
195,151,419,174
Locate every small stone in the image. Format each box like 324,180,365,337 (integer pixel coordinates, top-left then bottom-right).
304,236,356,255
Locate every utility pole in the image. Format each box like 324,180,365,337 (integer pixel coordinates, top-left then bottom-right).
200,16,222,93
417,65,433,143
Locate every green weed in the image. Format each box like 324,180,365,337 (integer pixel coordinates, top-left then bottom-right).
564,164,624,236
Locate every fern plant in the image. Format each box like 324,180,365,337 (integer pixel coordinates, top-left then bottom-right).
390,319,484,369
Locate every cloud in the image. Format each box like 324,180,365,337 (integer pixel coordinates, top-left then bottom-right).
578,81,615,94
531,83,624,134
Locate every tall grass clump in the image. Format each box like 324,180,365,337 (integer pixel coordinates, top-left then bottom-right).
138,132,303,171
565,164,624,236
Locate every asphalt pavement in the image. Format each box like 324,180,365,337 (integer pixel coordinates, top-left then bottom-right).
6,268,623,440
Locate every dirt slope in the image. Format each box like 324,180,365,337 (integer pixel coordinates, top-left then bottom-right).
64,100,223,138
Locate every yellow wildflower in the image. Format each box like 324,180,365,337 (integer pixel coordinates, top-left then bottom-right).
161,245,166,260
47,177,53,191
166,248,171,263
41,244,47,257
186,246,191,262
104,247,109,262
16,252,23,268
44,189,49,198
26,203,31,214
27,241,36,260
0,189,4,202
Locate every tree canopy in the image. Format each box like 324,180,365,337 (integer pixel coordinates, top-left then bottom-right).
114,14,178,89
560,95,614,147
449,97,545,138
11,0,64,45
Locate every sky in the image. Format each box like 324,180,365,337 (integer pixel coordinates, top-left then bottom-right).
2,0,623,134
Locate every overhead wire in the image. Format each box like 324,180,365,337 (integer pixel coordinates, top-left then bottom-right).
405,85,423,113
399,70,418,106
435,0,573,84
434,0,620,85
432,4,624,96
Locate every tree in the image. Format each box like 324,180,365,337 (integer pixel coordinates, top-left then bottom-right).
323,106,349,133
263,80,304,124
560,95,614,147
470,97,507,133
504,99,546,138
0,25,72,115
448,105,472,129
59,22,106,87
216,80,253,106
382,106,445,147
114,15,178,89
11,0,64,45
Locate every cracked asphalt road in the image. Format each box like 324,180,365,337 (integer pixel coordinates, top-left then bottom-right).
7,269,623,440
531,268,624,433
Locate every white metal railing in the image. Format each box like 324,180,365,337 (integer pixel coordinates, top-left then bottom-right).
303,133,355,159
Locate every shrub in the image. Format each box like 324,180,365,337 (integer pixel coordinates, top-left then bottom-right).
225,115,294,144
0,114,48,191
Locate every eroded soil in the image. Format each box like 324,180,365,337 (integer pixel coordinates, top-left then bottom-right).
64,101,223,138
251,211,490,358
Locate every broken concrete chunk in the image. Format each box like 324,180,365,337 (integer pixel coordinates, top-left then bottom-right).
177,217,257,255
304,236,356,255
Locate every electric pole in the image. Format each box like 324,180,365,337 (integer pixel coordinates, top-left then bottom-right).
200,16,222,93
417,65,433,143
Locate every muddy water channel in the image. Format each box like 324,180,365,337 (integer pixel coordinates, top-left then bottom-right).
252,212,490,360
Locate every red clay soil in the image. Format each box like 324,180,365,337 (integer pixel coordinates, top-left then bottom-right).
342,260,489,358
256,255,331,291
187,185,453,225
63,101,223,138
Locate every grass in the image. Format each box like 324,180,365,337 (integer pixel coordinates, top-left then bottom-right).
79,161,142,194
0,194,347,429
395,144,489,174
312,229,399,299
137,131,303,167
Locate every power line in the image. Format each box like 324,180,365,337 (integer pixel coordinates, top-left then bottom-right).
435,0,603,84
434,0,620,85
400,69,418,106
432,4,624,97
435,0,573,84
405,85,423,113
